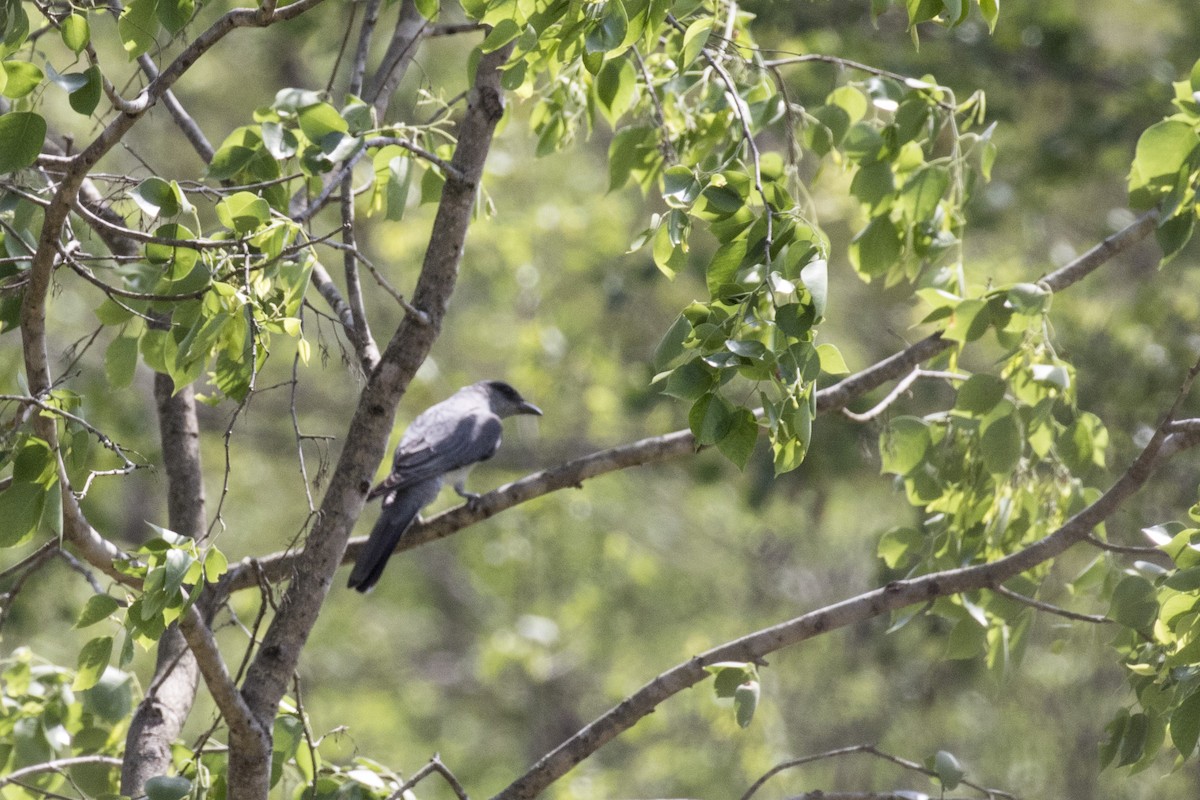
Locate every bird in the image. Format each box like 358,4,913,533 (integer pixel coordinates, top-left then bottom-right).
347,380,543,592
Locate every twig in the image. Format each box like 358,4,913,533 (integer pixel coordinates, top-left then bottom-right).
218,203,1165,593
631,47,677,163
385,755,469,800
136,53,215,162
740,743,1014,800
429,22,485,37
488,356,1200,800
0,542,61,631
990,584,1111,625
672,14,772,258
71,200,234,249
840,368,968,422
0,756,125,790
318,239,430,323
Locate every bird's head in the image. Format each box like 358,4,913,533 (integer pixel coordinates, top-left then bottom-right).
481,380,543,418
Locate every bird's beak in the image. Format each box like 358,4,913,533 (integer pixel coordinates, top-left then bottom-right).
519,401,543,416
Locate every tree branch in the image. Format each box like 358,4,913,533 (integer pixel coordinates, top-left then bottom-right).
227,43,515,798
120,374,212,797
740,743,1013,800
0,757,125,790
218,202,1164,592
490,359,1200,800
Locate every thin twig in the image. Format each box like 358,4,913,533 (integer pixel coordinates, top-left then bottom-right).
740,743,1014,800
385,755,469,800
990,584,1111,625
840,368,968,423
0,756,125,789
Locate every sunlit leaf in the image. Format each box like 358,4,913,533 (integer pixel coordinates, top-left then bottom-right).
0,112,46,174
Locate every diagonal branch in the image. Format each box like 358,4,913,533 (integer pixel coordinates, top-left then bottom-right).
227,43,516,798
218,176,1162,597
490,368,1200,800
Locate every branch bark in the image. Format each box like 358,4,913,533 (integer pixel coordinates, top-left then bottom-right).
221,203,1161,595
119,376,211,797
226,44,515,798
491,400,1200,800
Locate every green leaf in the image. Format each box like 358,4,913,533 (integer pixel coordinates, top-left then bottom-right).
848,215,901,280
608,125,656,190
105,334,139,388
879,416,930,476
827,85,868,123
716,409,759,470
1133,120,1200,180
933,750,964,790
81,667,134,722
145,223,201,280
75,594,121,629
481,18,520,53
898,165,949,220
1006,282,1049,315
734,680,759,728
156,0,194,35
1108,575,1159,631
0,112,46,174
1157,212,1194,264
163,547,192,596
800,258,828,318
131,177,182,218
73,636,114,691
680,17,712,68
60,12,90,52
653,313,691,372
414,0,438,20
216,191,271,233
878,526,921,569
593,55,637,125
706,239,747,295
207,126,262,180
689,393,734,445
955,374,1005,416
1118,712,1150,767
1171,688,1200,758
942,298,990,343
145,776,192,800
979,0,999,31
850,160,894,211
69,66,102,116
1,61,42,99
980,409,1022,475
663,359,713,401
297,102,349,145
118,0,158,59
585,0,628,54
0,482,45,547
706,661,757,697
203,547,229,582
816,343,849,375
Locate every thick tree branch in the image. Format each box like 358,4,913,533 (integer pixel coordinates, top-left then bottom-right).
219,202,1164,592
363,0,429,118
120,375,212,797
227,44,515,798
491,401,1200,800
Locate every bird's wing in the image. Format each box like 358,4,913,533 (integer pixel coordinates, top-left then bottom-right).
368,407,502,499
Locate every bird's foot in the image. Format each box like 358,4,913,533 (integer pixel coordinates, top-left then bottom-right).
459,490,483,512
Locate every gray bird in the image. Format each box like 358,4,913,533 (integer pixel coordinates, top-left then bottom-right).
348,380,543,592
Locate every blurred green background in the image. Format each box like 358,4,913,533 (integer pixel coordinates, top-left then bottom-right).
7,1,1200,797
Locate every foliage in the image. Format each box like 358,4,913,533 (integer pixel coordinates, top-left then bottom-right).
1,0,1200,798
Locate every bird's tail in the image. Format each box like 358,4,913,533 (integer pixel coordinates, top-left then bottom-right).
347,485,429,592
